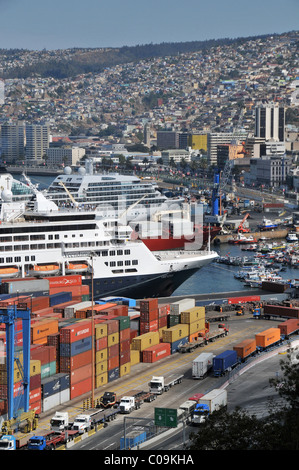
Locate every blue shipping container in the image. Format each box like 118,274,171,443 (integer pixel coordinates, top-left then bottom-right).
213,350,238,376
108,367,119,382
120,431,147,450
59,335,92,357
170,336,189,354
41,373,70,398
49,291,72,307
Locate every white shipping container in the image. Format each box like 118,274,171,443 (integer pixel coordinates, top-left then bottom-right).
199,389,227,413
64,301,93,317
6,279,50,294
42,388,70,412
170,298,195,315
192,352,214,379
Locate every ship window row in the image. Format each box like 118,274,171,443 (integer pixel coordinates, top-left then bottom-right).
0,256,36,264
0,243,62,252
0,223,96,235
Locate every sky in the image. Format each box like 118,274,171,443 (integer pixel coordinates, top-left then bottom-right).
0,0,298,51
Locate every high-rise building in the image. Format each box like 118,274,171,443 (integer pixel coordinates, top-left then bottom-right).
255,104,285,142
25,124,50,163
157,131,179,150
0,122,25,163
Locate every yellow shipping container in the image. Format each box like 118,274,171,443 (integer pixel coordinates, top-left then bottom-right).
120,362,131,377
95,372,108,388
131,331,160,351
162,324,189,343
95,323,108,340
130,349,140,366
188,318,206,335
95,360,107,376
95,348,108,364
180,307,205,324
0,359,41,385
107,332,119,347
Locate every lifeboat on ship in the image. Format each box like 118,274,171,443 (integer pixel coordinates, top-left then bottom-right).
0,266,19,278
29,264,60,276
65,262,89,274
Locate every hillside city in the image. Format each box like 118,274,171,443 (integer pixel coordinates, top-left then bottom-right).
0,30,298,190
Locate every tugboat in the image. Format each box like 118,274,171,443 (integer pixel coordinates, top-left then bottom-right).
258,217,278,231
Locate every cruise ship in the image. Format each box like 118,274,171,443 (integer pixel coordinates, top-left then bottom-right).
45,159,184,222
0,187,218,299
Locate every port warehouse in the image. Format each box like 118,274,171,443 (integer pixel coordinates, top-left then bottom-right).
0,275,299,421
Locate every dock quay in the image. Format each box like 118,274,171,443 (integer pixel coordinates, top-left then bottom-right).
214,229,289,244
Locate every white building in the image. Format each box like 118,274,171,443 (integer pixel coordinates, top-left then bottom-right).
46,146,86,166
161,149,191,165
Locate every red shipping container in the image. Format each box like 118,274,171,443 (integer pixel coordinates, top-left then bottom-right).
29,387,42,404
108,356,119,370
60,320,92,343
30,345,56,365
120,350,130,365
119,339,130,354
140,320,158,335
103,319,119,335
139,298,158,312
96,336,108,351
120,328,130,342
228,295,261,304
142,343,171,363
140,309,158,322
60,349,92,372
70,377,92,400
70,363,92,385
158,304,168,317
46,275,82,288
278,319,299,336
29,400,41,415
158,316,167,329
108,344,119,358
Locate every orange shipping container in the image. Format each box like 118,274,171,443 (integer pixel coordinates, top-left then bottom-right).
108,355,119,370
70,363,92,385
233,338,257,359
31,319,59,342
70,377,92,400
255,328,281,349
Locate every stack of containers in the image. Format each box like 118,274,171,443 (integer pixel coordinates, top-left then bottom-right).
94,322,108,388
158,304,168,335
0,358,41,415
30,318,59,345
41,373,70,412
162,324,189,354
106,319,120,383
47,332,61,373
116,316,131,378
30,344,57,379
131,331,160,362
142,342,171,363
168,298,195,327
180,306,206,341
59,319,93,399
139,298,159,335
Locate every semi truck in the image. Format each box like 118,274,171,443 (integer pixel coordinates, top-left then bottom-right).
148,373,184,394
191,389,227,425
192,352,214,379
0,435,17,451
50,411,69,432
99,389,156,412
178,323,229,353
212,350,239,377
27,430,79,450
72,408,104,434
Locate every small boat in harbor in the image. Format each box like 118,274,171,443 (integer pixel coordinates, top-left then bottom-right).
258,217,278,231
228,234,257,245
0,266,19,278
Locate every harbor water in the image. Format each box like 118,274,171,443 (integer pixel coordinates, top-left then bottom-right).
15,173,298,298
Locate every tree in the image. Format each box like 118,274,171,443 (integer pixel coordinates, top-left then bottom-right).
188,345,299,450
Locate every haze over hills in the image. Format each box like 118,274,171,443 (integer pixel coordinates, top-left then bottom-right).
0,31,298,79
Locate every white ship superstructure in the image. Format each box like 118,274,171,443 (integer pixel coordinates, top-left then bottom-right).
0,189,218,298
45,159,184,221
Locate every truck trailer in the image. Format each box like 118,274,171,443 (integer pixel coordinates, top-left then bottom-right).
192,352,214,379
148,373,183,394
192,388,227,425
213,350,239,376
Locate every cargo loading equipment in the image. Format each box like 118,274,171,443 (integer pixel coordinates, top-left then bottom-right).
178,324,229,353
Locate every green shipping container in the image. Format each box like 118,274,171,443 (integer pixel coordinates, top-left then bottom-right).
167,315,180,328
114,316,130,331
41,361,57,379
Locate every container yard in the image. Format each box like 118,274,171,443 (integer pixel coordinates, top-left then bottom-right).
0,273,298,450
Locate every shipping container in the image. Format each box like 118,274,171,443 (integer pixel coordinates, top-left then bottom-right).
60,336,92,357
60,320,92,343
1,278,50,294
139,298,158,312
142,343,171,363
192,352,214,379
278,319,299,337
119,362,131,377
70,364,92,385
108,367,119,382
95,360,108,375
130,350,140,366
70,377,92,400
45,275,82,288
263,304,299,319
233,338,257,360
95,348,108,364
60,349,92,372
188,318,206,335
162,324,189,344
130,331,160,351
169,336,189,354
95,372,108,388
140,320,158,335
228,295,261,304
120,430,147,450
41,373,70,399
255,328,281,349
213,350,239,376
180,306,205,324
170,298,195,315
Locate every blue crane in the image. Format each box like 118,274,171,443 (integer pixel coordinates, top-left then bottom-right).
0,304,31,420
